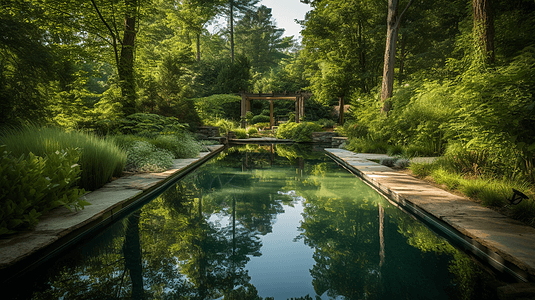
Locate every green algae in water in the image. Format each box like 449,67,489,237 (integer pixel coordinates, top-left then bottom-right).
14,144,501,300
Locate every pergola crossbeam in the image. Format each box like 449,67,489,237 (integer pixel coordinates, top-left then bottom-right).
240,91,312,128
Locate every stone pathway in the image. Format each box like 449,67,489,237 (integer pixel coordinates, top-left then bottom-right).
0,145,225,283
325,148,535,285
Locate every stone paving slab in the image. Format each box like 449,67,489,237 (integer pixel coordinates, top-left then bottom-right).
0,145,225,278
229,137,294,143
325,148,535,282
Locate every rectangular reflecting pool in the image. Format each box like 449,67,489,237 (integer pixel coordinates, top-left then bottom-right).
9,144,502,299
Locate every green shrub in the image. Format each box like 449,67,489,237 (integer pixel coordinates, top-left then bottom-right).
403,144,437,158
0,126,126,191
0,146,88,235
126,141,174,172
317,118,336,128
246,127,259,136
94,113,188,137
109,134,146,150
234,128,248,139
276,122,323,142
440,145,494,177
252,115,271,124
346,137,389,154
254,122,271,129
192,94,241,122
387,145,404,156
150,133,201,159
215,119,237,136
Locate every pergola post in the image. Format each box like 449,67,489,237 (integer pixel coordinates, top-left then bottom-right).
295,98,300,123
299,96,305,120
241,93,247,128
269,100,274,128
240,91,312,126
339,96,345,125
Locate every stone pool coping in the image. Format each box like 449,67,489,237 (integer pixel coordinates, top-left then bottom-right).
0,144,226,284
325,148,535,283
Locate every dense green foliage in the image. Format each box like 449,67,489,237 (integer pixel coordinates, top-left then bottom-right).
124,141,175,172
0,146,87,234
276,121,323,142
0,126,126,191
93,113,189,136
2,0,535,228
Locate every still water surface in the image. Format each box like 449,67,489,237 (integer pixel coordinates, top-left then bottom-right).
14,144,500,299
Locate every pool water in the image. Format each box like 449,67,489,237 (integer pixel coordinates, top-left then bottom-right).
11,144,501,299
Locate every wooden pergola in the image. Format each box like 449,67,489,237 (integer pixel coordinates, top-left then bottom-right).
240,91,312,128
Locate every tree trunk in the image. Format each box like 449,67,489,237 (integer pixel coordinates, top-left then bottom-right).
339,96,345,125
473,0,495,64
124,213,144,299
380,0,412,114
230,0,235,63
119,0,137,116
196,33,201,61
358,21,367,93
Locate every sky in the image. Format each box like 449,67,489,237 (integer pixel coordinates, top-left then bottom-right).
259,0,312,39
208,0,312,41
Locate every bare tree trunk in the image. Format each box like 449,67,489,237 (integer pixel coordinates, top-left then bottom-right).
380,0,412,114
118,0,137,116
473,0,495,64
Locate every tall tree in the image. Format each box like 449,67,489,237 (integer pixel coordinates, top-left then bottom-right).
234,5,293,74
301,0,385,111
118,0,139,115
380,0,412,113
225,0,259,62
472,0,495,64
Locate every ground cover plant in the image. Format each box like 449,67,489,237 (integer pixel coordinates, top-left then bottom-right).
0,146,88,234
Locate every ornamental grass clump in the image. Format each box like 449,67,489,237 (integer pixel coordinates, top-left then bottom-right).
150,133,202,158
125,141,174,172
0,126,126,191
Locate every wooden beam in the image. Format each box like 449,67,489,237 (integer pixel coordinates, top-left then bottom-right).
245,97,297,100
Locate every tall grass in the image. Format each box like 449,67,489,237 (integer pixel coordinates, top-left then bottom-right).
410,161,535,226
0,126,126,191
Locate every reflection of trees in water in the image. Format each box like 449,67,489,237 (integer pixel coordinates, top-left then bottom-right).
20,145,500,300
299,182,500,300
299,195,383,299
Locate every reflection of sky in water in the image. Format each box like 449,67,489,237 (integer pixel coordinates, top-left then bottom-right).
245,197,336,300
